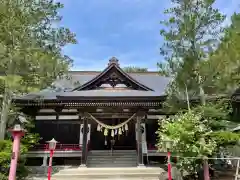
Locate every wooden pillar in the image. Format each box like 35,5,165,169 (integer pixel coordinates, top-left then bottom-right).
81,117,88,167
78,112,82,148
54,107,63,141
137,115,144,167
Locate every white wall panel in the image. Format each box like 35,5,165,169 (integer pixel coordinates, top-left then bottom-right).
39,109,55,113
59,115,78,120
62,109,78,112
35,116,56,120
147,115,166,119
35,115,79,120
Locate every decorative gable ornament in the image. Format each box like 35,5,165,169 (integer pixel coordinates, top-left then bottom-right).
72,57,153,91
108,57,119,66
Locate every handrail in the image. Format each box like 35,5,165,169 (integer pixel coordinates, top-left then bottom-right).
148,144,158,150
29,142,90,151
136,142,158,150
30,142,158,151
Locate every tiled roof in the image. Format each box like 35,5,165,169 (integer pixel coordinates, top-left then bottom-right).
15,73,171,100
15,58,172,100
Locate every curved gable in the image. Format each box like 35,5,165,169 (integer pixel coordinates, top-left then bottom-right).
73,57,153,91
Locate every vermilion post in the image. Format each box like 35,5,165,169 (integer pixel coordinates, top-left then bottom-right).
8,125,25,180
47,150,54,180
46,138,58,180
167,150,172,180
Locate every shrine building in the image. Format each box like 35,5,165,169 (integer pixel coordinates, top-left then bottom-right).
14,57,174,167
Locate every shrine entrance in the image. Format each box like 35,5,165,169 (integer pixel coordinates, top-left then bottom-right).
110,120,136,150
89,116,136,150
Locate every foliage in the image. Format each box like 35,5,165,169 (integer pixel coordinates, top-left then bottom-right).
0,140,28,180
0,140,12,180
157,101,240,173
122,66,148,73
0,0,75,179
205,12,240,94
0,0,76,91
157,110,216,172
158,0,226,109
0,114,40,180
156,0,240,176
0,0,77,140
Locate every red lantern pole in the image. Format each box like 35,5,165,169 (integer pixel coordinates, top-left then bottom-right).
8,124,25,180
47,149,54,180
167,149,172,180
46,138,58,180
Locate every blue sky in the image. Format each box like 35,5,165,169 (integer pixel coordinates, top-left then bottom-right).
58,0,239,71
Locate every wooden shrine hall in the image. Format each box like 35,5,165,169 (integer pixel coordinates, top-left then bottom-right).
14,57,172,167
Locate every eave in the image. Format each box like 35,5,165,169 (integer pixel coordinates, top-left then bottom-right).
13,96,166,108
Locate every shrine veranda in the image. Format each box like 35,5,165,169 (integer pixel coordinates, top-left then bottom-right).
13,57,240,167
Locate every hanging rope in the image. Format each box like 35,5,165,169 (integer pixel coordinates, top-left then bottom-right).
87,112,137,144
87,112,136,130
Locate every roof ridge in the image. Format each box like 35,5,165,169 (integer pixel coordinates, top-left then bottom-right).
69,71,160,74
72,57,154,91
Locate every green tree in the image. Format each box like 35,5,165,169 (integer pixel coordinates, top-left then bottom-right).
157,101,240,174
158,0,225,107
156,0,240,176
0,116,40,180
205,12,240,94
123,66,148,73
0,0,77,140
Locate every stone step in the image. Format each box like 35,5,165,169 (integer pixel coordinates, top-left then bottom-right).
87,161,137,167
89,151,137,155
87,160,137,163
51,178,161,180
87,161,137,164
87,156,137,159
89,150,136,153
88,160,137,162
52,172,161,179
49,167,165,180
88,154,137,157
57,167,162,174
89,152,137,155
89,153,137,155
88,157,137,160
27,166,165,180
87,164,137,168
87,160,137,162
87,150,137,168
40,178,161,180
87,159,137,166
88,156,137,159
34,177,160,180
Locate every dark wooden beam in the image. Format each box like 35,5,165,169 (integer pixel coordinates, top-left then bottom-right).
81,117,88,167
36,120,81,124
136,114,144,167
36,110,170,116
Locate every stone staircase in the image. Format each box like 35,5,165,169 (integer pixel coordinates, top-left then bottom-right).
28,150,166,180
87,150,137,167
50,167,164,180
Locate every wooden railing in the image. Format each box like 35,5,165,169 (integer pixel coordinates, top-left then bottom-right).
29,143,90,151
136,142,158,150
30,142,157,151
148,144,158,150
